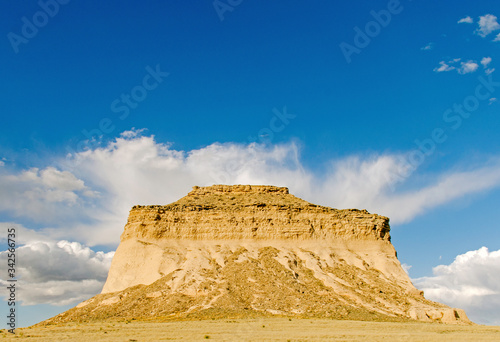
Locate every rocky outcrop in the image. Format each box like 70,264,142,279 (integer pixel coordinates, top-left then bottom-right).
45,185,471,325
120,185,391,242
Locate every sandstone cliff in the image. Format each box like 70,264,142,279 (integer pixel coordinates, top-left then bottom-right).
45,185,470,324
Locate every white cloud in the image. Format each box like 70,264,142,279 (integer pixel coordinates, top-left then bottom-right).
401,263,412,275
374,164,500,223
12,279,105,306
3,131,500,246
421,43,433,51
458,60,479,74
0,240,114,306
39,167,85,191
0,167,98,223
313,155,500,224
413,247,500,325
481,58,494,75
119,127,146,139
0,222,56,245
458,16,473,24
434,59,480,74
489,97,497,104
494,33,500,42
476,14,500,37
481,57,492,67
433,61,455,72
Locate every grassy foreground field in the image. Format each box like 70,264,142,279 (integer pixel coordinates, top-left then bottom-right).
1,318,500,341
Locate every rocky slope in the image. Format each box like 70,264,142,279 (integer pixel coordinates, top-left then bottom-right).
44,185,470,324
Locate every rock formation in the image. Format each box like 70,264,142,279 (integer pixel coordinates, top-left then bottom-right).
45,185,470,324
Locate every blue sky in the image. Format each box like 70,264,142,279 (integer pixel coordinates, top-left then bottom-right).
1,0,500,327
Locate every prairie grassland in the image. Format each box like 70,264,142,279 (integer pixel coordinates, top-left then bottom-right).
2,318,500,341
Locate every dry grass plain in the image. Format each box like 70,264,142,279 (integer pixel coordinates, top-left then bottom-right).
2,318,499,341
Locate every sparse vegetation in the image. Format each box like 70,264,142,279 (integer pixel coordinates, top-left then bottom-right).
4,319,500,341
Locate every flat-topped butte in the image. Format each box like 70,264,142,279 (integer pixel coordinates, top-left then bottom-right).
124,185,390,241
42,185,470,325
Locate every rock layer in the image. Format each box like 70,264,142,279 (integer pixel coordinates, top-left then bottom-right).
46,185,470,325
121,185,391,242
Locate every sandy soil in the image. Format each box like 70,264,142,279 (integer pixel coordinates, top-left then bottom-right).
2,318,499,341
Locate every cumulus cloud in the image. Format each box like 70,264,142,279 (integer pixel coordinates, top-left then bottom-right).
458,16,473,24
0,240,114,305
476,14,500,37
434,61,455,73
433,59,480,74
413,247,500,325
481,57,492,67
13,279,105,306
480,58,494,75
52,133,314,244
0,167,98,223
458,60,479,74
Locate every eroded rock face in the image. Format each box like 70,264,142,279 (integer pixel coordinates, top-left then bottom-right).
121,185,391,242
46,185,471,325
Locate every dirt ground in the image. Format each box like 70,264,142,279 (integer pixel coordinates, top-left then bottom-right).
2,318,499,341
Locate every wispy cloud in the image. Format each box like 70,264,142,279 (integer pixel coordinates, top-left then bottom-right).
371,163,500,223
476,14,500,37
434,61,455,72
413,247,500,325
401,263,412,275
421,42,434,51
458,16,473,24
